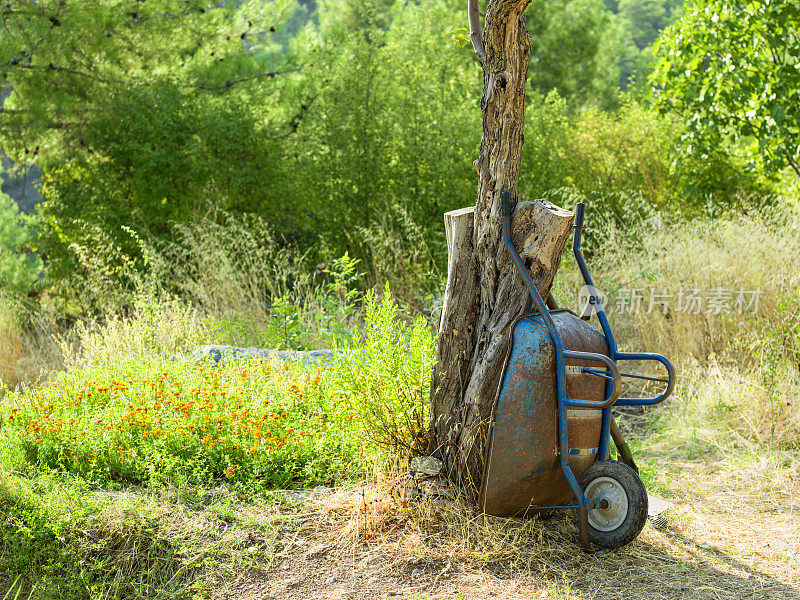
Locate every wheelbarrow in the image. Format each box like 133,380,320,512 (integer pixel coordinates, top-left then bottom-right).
478,193,675,549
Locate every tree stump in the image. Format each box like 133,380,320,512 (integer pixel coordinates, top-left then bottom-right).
430,201,573,491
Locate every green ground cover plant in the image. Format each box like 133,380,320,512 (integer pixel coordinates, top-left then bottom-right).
0,287,432,491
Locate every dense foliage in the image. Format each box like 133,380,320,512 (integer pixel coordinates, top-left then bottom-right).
614,0,684,85
0,0,792,312
528,0,625,109
652,0,800,178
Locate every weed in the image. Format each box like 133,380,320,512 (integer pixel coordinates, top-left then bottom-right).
337,285,435,458
1,576,25,600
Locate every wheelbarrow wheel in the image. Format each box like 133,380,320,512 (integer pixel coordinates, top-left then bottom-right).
577,460,648,548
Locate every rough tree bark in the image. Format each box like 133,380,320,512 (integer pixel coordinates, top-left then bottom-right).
429,0,574,494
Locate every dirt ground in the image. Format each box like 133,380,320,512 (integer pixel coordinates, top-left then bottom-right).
219,457,800,600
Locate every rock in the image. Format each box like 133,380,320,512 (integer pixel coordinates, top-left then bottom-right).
410,456,443,477
324,576,336,585
417,479,454,504
389,471,454,508
283,486,334,505
175,345,343,367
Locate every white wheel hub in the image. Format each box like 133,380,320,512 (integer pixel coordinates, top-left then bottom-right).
586,476,629,532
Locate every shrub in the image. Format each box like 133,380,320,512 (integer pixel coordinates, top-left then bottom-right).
335,285,435,459
520,94,775,240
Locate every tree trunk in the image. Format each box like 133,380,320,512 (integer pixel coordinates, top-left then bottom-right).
429,0,574,495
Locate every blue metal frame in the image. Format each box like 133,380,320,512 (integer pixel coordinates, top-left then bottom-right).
501,194,675,512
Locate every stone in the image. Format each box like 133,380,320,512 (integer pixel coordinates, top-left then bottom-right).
174,345,343,367
410,456,443,477
417,479,454,504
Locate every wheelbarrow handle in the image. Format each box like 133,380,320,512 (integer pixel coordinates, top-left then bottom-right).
562,350,621,410
501,191,558,335
574,202,585,229
613,352,676,407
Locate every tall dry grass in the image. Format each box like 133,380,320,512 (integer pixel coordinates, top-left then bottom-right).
593,209,800,366
0,208,439,388
551,205,800,450
0,296,62,390
149,217,315,320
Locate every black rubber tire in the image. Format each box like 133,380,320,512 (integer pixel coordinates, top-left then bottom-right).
577,460,648,549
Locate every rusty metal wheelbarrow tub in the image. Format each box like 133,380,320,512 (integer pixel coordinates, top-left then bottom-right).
478,195,676,549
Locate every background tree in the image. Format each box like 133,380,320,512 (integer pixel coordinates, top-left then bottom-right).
0,0,766,314
0,1,295,164
652,0,800,178
0,0,299,303
0,177,40,292
284,0,481,263
527,0,625,109
619,0,677,48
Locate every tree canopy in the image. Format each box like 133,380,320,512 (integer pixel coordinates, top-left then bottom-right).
0,179,40,291
0,0,776,307
652,0,800,177
0,0,295,165
527,0,625,109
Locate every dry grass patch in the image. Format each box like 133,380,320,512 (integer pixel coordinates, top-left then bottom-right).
263,470,800,600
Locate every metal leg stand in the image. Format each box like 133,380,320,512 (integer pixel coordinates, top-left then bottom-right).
579,507,591,550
